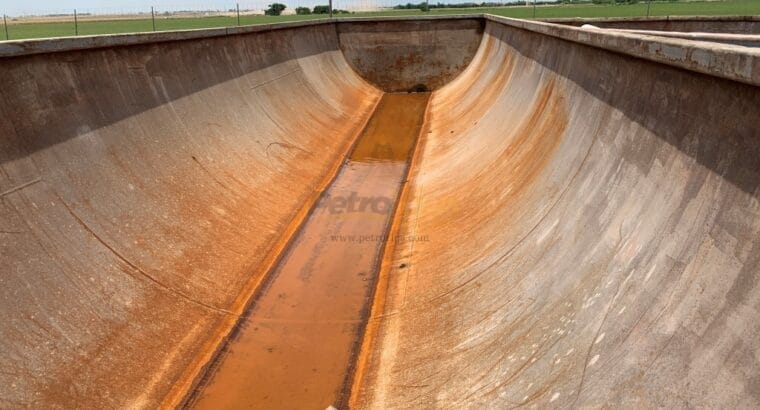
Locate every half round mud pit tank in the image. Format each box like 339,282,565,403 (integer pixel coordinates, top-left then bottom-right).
1,15,759,409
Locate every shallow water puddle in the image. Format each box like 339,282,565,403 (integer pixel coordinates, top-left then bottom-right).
189,92,430,408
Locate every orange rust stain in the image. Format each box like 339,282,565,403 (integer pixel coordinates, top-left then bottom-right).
348,96,434,410
161,94,384,409
430,34,514,133
187,93,430,409
349,77,568,406
423,77,567,253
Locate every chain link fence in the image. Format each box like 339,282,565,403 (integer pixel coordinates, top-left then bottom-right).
2,1,759,41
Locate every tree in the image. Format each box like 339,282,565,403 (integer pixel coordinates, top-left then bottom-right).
312,5,331,14
265,3,287,16
295,6,311,14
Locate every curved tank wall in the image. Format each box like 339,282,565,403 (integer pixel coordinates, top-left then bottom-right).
0,22,381,407
353,18,760,408
337,18,484,92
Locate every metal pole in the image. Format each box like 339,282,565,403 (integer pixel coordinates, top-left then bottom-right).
151,7,156,31
74,9,78,36
329,0,333,18
3,15,8,41
237,3,240,26
533,0,536,19
646,0,651,18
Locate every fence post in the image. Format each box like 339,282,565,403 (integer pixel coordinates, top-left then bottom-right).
3,14,8,41
74,9,78,36
237,3,240,26
329,0,333,18
151,7,156,31
646,0,651,18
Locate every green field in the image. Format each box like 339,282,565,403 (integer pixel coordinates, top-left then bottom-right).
2,0,760,41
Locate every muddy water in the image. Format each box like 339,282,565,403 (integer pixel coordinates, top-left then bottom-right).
189,92,430,409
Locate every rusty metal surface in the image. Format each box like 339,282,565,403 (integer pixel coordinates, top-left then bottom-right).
337,19,484,92
0,23,381,408
353,18,760,408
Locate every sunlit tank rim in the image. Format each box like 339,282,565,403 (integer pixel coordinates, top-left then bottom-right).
0,15,484,58
485,14,760,87
1,14,758,88
544,15,760,25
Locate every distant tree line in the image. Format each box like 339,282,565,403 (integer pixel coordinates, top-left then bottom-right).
392,0,681,10
295,5,351,14
265,3,351,15
277,0,673,16
395,2,516,9
393,2,565,10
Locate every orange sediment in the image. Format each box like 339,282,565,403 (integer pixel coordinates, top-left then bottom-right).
348,94,434,409
162,94,384,409
185,92,430,409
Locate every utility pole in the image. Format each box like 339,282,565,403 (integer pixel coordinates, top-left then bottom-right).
237,3,241,26
3,14,8,41
646,0,652,18
329,0,333,18
151,6,156,31
74,9,78,36
533,0,537,19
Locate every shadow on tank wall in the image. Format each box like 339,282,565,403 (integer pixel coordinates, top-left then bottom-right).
337,18,484,92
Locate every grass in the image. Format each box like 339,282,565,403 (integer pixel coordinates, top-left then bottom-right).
2,15,323,40
365,0,760,19
2,0,760,41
